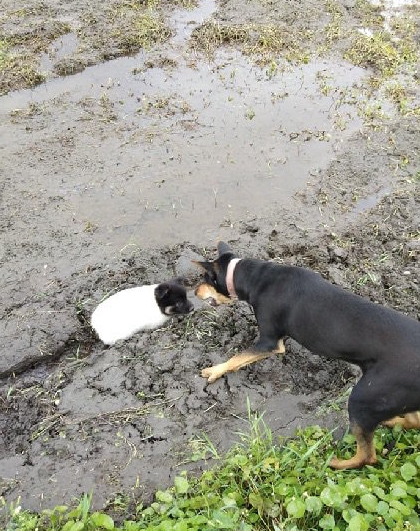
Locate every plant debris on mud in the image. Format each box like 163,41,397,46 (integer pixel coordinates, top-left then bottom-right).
0,0,420,522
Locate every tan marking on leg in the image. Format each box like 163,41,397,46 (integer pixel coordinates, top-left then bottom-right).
274,339,285,354
195,283,232,305
329,424,377,470
383,411,420,429
201,351,275,383
404,412,420,428
382,415,405,428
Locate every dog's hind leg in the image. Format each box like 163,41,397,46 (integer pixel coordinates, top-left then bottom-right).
383,411,420,429
329,375,382,469
329,423,377,469
331,410,420,468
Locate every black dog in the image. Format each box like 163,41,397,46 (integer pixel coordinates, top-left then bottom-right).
194,241,420,469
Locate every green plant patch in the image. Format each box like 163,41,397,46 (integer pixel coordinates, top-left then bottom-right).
345,31,417,76
4,409,420,531
0,39,45,95
0,19,70,94
107,0,172,54
191,22,310,64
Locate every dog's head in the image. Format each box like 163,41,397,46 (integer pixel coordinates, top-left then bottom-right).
155,280,194,316
193,241,237,305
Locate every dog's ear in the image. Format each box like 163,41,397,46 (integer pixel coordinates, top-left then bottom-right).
217,241,233,256
191,260,214,274
155,283,170,301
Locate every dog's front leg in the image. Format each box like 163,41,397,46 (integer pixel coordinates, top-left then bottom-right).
201,337,285,384
201,351,274,383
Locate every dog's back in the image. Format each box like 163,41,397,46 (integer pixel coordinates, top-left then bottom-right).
249,261,420,367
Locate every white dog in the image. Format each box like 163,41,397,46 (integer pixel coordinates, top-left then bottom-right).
91,281,193,345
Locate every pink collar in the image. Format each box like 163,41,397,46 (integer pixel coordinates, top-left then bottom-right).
226,258,241,299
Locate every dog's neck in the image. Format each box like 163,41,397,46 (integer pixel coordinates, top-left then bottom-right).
226,258,241,299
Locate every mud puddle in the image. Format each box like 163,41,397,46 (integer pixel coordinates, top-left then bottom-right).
347,185,392,222
1,0,365,254
0,55,365,247
1,0,420,518
0,0,365,510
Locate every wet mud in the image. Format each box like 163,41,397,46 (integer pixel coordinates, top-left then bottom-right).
1,0,420,518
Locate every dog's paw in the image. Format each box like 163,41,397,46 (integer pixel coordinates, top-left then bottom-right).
328,456,356,470
274,339,285,354
201,366,224,383
328,456,341,469
329,455,376,470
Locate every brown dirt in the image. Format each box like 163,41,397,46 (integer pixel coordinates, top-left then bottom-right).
0,0,419,518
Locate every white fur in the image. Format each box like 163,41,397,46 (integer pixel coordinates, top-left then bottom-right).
91,284,169,345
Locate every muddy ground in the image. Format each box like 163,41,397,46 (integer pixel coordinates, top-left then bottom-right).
1,0,420,519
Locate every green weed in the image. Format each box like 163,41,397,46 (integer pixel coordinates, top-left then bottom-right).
345,31,417,76
322,0,347,49
191,22,309,64
5,407,420,530
110,2,171,53
0,38,44,95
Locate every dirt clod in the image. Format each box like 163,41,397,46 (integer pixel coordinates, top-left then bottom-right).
1,0,419,517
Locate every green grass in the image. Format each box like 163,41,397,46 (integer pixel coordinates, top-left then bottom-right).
0,38,45,95
345,31,417,77
4,405,420,531
191,22,310,64
109,1,171,53
0,19,70,94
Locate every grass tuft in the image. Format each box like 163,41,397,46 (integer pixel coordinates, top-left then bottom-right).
190,22,250,56
109,1,171,53
0,20,71,94
0,39,45,95
191,22,309,64
345,31,417,76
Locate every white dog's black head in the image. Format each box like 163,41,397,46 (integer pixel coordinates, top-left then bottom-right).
154,281,194,316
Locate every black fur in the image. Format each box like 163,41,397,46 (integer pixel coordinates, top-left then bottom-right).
197,242,420,446
154,282,193,316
